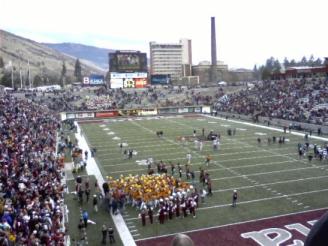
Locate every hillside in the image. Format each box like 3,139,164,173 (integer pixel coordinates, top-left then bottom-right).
44,42,114,70
0,29,105,87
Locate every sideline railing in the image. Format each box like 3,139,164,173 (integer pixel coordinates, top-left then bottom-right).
60,105,211,121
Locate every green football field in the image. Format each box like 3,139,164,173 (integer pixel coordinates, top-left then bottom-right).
79,115,328,241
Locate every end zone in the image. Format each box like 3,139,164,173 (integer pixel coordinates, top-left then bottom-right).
136,208,327,246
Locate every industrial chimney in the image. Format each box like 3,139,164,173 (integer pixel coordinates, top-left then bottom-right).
210,16,218,82
211,16,217,66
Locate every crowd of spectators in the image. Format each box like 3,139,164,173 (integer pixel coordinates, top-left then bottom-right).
215,78,328,125
0,95,65,245
75,86,221,111
8,85,228,113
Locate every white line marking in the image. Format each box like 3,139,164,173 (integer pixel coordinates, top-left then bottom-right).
102,152,295,167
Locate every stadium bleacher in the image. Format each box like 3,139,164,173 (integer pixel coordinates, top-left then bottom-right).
0,95,65,245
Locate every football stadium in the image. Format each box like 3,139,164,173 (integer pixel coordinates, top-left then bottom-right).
1,1,328,245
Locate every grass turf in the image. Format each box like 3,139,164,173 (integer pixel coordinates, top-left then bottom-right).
65,175,123,245
79,115,328,241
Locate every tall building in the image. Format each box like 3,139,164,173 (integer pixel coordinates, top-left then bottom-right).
149,39,192,81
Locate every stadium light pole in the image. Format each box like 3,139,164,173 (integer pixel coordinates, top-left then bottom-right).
10,61,14,89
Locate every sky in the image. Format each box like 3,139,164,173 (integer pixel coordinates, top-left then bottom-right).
1,0,327,69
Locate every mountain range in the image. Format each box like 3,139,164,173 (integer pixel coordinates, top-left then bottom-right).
0,29,107,87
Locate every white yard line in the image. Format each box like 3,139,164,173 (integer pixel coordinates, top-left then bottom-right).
211,174,328,193
102,152,295,167
97,146,295,160
75,123,136,246
108,159,298,175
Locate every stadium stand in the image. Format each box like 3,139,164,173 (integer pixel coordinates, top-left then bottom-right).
215,78,328,125
0,95,65,245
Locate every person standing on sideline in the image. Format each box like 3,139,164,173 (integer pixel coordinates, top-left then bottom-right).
93,195,98,212
85,187,90,203
148,206,153,224
101,224,107,244
232,190,238,207
199,140,203,152
205,154,211,166
186,153,192,164
202,128,205,137
207,179,213,196
213,137,218,150
178,163,183,178
170,162,175,176
140,208,146,226
78,219,85,240
108,226,115,244
193,129,196,137
194,139,199,150
84,150,88,160
82,210,89,228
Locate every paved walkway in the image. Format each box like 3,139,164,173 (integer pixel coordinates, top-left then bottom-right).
74,123,136,246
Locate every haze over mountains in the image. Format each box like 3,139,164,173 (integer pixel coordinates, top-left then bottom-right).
43,43,114,70
0,29,106,87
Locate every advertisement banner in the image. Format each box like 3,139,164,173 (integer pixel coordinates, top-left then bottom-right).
110,78,124,89
89,75,105,85
159,108,178,114
178,108,189,113
111,72,148,88
83,75,105,85
194,107,202,113
66,113,75,119
111,72,147,79
75,112,94,119
135,78,148,88
202,106,211,114
95,111,118,118
118,110,138,116
123,78,136,88
151,74,171,85
138,109,158,116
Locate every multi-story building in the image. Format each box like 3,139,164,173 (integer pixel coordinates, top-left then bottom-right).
149,39,192,82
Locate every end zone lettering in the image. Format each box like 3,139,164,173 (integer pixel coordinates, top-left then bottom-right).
241,220,317,245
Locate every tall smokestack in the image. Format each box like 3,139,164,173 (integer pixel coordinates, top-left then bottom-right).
211,16,217,66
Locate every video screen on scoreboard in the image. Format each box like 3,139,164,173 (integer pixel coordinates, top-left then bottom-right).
109,52,147,72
